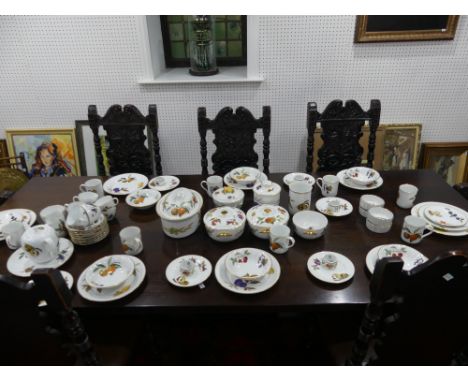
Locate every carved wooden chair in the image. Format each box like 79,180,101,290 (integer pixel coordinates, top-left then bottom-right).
88,104,162,177
198,106,271,177
306,100,381,173
0,153,29,205
454,183,468,200
346,251,468,365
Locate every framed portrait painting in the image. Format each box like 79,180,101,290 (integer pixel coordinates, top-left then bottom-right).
5,128,81,177
381,124,422,171
420,142,468,186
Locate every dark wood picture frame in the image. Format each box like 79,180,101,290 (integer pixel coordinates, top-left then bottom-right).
355,16,459,43
0,139,8,158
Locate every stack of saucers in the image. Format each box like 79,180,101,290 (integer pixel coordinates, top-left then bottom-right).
345,166,381,187
411,201,468,237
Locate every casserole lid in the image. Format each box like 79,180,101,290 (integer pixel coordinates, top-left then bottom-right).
157,187,203,220
246,205,289,227
212,186,244,204
253,181,281,196
203,207,246,230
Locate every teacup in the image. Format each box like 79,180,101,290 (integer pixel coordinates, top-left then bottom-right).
322,253,338,270
401,215,433,244
269,224,295,254
65,202,102,229
316,175,339,197
73,191,99,204
21,224,59,264
180,258,195,276
40,205,67,237
396,184,418,209
119,226,143,255
327,199,341,214
79,179,104,197
200,175,223,197
2,221,25,250
288,181,312,214
94,196,119,221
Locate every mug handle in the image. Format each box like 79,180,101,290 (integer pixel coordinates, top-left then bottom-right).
422,229,433,238
287,237,295,248
316,178,324,191
200,181,209,193
112,197,119,206
79,184,87,192
73,196,80,202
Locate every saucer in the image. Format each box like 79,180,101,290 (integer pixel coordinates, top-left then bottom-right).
224,173,268,190
77,256,146,302
315,197,353,217
282,173,315,187
365,244,428,274
7,238,74,277
214,252,280,294
337,170,383,191
307,251,355,284
148,175,180,192
165,255,212,288
103,173,148,196
0,209,37,240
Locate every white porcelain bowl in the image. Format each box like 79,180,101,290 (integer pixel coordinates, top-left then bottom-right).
203,207,246,242
85,255,134,290
292,210,328,239
224,248,271,281
346,167,380,186
126,189,161,210
229,167,261,188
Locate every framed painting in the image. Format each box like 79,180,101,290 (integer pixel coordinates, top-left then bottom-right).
355,16,459,43
0,139,8,158
5,128,81,177
381,124,422,171
75,120,154,176
420,142,468,186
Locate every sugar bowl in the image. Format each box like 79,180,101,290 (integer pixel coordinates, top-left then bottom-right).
366,207,394,233
212,186,245,208
246,205,290,239
253,181,281,205
203,206,246,242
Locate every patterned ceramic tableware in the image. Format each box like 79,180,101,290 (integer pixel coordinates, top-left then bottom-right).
282,173,315,187
165,255,212,288
423,204,467,228
94,196,119,221
215,252,281,295
269,224,295,254
292,210,328,239
212,186,245,208
307,251,355,284
288,181,312,214
85,255,135,290
253,180,281,205
2,221,26,250
224,248,271,282
345,167,380,186
315,197,353,217
224,172,268,190
103,173,148,196
40,205,67,237
148,175,180,192
73,191,99,204
77,256,146,302
119,226,143,255
21,224,60,264
401,215,432,244
125,189,161,210
203,206,246,242
359,194,385,218
65,202,102,229
156,187,203,238
7,237,74,277
79,178,104,197
366,207,394,233
246,204,290,239
366,244,428,274
0,209,37,241
229,167,261,188
336,170,383,190
200,175,223,197
316,175,339,197
411,202,468,236
396,183,418,209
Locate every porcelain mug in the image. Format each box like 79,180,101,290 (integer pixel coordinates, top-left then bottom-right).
94,196,119,221
316,175,339,197
396,184,418,209
288,181,312,214
2,221,25,250
401,215,433,244
21,224,59,264
65,202,102,228
269,224,295,254
119,226,143,255
79,179,104,197
73,191,99,204
200,175,223,197
40,205,67,237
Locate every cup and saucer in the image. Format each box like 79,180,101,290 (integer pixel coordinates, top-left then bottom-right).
307,251,355,284
165,255,212,288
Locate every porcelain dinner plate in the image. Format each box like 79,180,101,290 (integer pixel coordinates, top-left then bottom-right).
0,209,37,240
77,256,146,302
103,173,148,196
215,252,280,294
422,204,467,228
148,175,180,192
307,251,355,284
411,202,468,236
165,255,212,288
315,197,353,217
7,238,74,277
337,170,383,191
366,244,428,274
282,173,315,187
224,172,268,190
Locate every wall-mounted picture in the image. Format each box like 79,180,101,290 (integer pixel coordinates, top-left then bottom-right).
420,142,468,186
355,15,459,43
0,139,8,158
381,124,422,171
5,128,81,177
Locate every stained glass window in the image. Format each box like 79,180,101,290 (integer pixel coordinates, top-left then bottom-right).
160,16,247,68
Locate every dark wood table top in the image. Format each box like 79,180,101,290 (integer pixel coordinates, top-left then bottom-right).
1,170,467,314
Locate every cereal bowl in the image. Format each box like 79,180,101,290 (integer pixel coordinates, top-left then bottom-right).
292,210,328,239
85,255,134,290
229,167,261,188
224,248,271,281
346,167,380,186
126,189,161,210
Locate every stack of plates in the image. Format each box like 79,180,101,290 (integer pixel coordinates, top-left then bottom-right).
337,167,383,190
411,201,468,237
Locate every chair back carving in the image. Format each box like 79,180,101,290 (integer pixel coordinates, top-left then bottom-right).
348,251,468,365
306,99,381,172
88,104,162,176
0,152,29,175
198,106,271,177
0,269,98,365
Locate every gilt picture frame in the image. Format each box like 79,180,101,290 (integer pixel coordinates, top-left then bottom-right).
381,124,422,171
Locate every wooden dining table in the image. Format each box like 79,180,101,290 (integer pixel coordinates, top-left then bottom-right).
0,170,467,315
